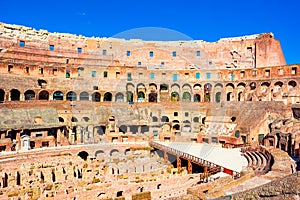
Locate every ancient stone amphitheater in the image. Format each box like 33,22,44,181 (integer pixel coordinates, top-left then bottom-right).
0,22,299,199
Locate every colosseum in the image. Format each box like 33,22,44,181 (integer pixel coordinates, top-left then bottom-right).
0,22,299,200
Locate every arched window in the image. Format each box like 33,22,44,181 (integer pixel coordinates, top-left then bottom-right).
92,92,100,102
53,91,63,100
171,92,179,102
182,92,191,102
0,89,5,101
10,89,20,101
66,91,77,101
24,90,35,100
39,90,49,100
104,92,112,101
215,92,221,102
115,93,124,102
80,92,89,101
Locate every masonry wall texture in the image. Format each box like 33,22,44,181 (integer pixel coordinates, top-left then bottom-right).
0,22,299,199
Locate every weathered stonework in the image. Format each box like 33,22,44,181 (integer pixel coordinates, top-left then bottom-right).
0,22,299,199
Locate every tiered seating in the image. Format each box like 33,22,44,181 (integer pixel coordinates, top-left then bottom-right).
242,146,272,175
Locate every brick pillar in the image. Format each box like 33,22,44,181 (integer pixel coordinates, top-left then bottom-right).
188,160,192,174
164,151,168,162
177,157,181,168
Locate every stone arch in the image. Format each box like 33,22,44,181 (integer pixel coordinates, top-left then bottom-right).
288,80,297,88
160,84,168,91
149,83,158,102
104,92,112,101
71,117,78,122
78,151,89,161
92,92,100,102
137,83,146,102
53,91,64,100
24,90,35,100
59,117,64,122
66,91,77,101
126,91,133,102
10,89,20,101
119,125,127,133
38,90,49,100
152,116,158,122
124,148,130,155
110,149,119,156
171,91,180,101
171,83,180,94
161,115,169,122
95,150,105,157
0,89,4,101
182,91,191,102
193,84,201,91
79,92,89,101
250,82,257,90
194,94,201,102
115,92,124,102
225,83,235,89
274,81,283,87
204,83,212,102
215,92,222,102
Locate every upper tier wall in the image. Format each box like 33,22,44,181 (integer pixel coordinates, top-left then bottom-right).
0,22,286,70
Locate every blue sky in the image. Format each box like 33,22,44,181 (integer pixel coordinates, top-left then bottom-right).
1,0,299,64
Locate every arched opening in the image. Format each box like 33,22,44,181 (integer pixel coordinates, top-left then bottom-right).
53,91,63,100
24,90,35,100
149,92,157,102
126,91,133,102
226,92,232,101
79,92,89,101
52,170,56,182
161,116,169,122
137,187,144,193
39,90,49,100
173,124,180,131
82,117,89,122
137,91,145,102
215,92,221,102
66,91,77,101
78,151,89,161
250,82,256,90
194,94,201,102
182,92,191,102
238,92,243,101
0,89,4,102
288,80,297,88
10,89,20,101
157,184,161,189
116,191,123,197
124,148,130,155
59,117,64,122
95,150,104,157
92,92,100,102
193,117,199,122
110,149,119,156
71,117,78,122
16,172,21,185
160,84,168,91
2,172,8,187
171,92,179,102
152,116,158,122
119,125,127,133
115,93,124,102
104,92,112,101
204,83,212,102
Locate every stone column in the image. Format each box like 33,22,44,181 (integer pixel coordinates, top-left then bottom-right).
177,157,181,168
164,151,168,162
188,160,192,174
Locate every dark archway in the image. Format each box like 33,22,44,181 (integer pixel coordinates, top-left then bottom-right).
161,116,169,122
66,91,77,101
215,92,221,102
10,89,20,101
24,90,35,100
92,92,100,102
80,92,89,101
104,92,112,101
39,90,49,100
194,94,201,102
53,91,63,100
0,89,4,102
78,151,89,161
149,93,157,102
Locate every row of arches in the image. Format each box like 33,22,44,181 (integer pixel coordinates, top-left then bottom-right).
0,79,298,102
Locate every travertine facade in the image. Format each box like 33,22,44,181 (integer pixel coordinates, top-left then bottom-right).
0,22,299,199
